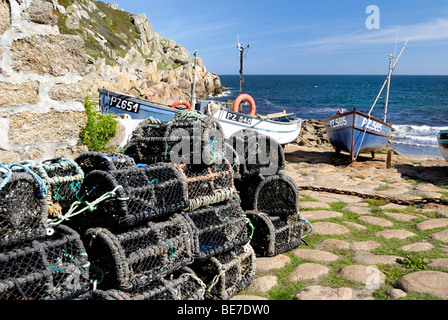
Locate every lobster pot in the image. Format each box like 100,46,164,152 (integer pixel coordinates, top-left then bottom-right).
83,214,194,291
27,158,85,218
172,158,237,211
126,111,226,165
76,163,188,229
75,152,136,175
0,224,90,300
0,167,48,249
192,244,256,300
228,129,285,178
245,210,303,257
182,200,249,260
83,267,204,300
235,173,299,217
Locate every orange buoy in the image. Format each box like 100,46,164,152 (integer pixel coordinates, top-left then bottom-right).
171,100,191,110
232,94,256,116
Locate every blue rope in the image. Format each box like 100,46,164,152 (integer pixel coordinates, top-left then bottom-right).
0,162,12,191
8,163,47,198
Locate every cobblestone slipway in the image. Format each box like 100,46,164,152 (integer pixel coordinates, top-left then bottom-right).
232,145,448,300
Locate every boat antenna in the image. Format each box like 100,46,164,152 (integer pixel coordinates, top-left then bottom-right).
368,38,409,117
237,36,249,95
383,53,393,122
190,50,198,107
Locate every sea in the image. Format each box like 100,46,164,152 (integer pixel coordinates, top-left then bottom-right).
212,74,448,159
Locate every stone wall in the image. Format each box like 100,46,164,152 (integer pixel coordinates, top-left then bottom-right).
0,0,88,163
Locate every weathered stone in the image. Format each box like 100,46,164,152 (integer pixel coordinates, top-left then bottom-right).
398,242,434,252
255,254,290,273
351,241,380,251
312,222,350,235
300,201,331,209
290,248,339,263
249,275,277,293
383,212,419,222
343,221,367,230
357,216,393,227
9,110,87,144
300,210,343,221
0,81,40,107
428,258,448,271
287,263,330,282
343,205,373,215
54,145,89,160
386,288,407,299
295,285,353,300
339,265,386,287
0,150,21,164
430,229,448,242
398,271,448,299
49,81,89,102
22,0,58,25
0,0,10,34
376,229,417,240
11,35,86,76
320,239,351,251
415,218,448,231
352,252,401,265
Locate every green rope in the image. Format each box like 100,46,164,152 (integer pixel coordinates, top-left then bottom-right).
48,185,129,226
162,238,174,257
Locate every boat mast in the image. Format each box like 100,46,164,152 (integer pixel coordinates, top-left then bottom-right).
383,54,393,123
237,38,249,95
190,50,198,107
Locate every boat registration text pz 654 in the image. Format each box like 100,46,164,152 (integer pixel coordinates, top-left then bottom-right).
110,96,140,114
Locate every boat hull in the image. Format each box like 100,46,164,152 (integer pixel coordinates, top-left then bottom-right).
99,89,302,146
324,108,392,161
438,130,448,161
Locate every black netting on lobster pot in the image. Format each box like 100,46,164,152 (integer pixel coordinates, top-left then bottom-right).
171,157,237,211
84,267,204,300
75,152,136,175
0,224,90,300
83,214,194,291
191,244,256,300
26,158,84,218
228,129,285,178
0,163,48,249
245,210,304,257
76,163,188,229
127,111,226,166
237,173,299,218
182,199,249,260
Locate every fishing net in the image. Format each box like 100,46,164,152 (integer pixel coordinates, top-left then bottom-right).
83,213,194,291
23,158,85,218
0,163,48,249
0,224,90,300
70,162,188,230
228,129,285,178
182,199,250,260
235,173,300,217
172,157,237,211
75,152,136,175
245,210,307,257
191,244,256,300
80,267,204,300
125,111,226,165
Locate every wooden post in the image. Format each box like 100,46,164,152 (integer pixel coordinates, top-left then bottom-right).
386,150,393,169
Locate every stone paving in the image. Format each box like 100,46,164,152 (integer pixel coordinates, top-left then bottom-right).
232,145,448,300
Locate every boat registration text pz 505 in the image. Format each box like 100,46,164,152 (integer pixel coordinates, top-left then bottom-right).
225,111,253,125
110,96,140,114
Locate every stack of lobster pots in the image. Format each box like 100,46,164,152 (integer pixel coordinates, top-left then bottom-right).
0,159,90,300
70,111,257,300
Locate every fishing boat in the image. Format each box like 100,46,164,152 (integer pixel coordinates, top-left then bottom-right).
99,47,302,147
324,40,408,161
98,88,302,147
438,130,448,161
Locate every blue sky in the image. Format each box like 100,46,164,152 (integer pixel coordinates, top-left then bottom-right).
111,0,448,75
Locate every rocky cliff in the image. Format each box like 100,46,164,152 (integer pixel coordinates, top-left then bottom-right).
54,0,226,104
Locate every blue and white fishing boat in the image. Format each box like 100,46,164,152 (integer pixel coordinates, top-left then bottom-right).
324,40,408,161
438,130,448,161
